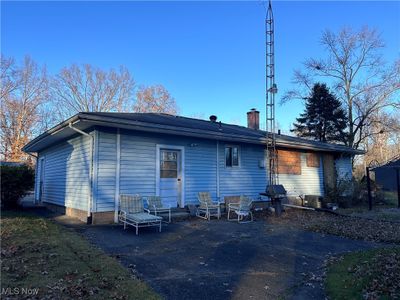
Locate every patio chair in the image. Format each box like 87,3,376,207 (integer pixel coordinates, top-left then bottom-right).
119,194,163,235
146,196,171,223
196,192,221,220
227,195,253,223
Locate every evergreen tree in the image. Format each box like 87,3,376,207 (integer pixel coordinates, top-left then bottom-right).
292,83,348,143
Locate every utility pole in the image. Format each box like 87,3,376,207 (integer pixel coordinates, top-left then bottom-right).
266,0,278,186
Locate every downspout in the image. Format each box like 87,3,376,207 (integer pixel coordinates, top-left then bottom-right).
68,123,94,223
216,140,220,200
114,128,121,223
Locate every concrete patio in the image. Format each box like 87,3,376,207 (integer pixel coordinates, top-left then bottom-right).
79,218,379,299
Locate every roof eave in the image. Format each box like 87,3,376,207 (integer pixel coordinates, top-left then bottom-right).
275,140,364,155
23,113,365,155
22,114,81,153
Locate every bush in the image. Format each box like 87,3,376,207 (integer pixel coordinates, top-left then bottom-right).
1,165,35,209
325,178,388,208
325,179,366,208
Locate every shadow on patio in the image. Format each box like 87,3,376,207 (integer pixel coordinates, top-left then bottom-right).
79,217,378,300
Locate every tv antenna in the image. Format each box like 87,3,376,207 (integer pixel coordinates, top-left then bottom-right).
265,0,278,185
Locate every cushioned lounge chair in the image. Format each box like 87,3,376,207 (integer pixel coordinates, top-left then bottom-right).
146,196,171,223
119,194,162,235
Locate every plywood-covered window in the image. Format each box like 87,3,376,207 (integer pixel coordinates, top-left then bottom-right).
306,153,320,168
277,150,301,175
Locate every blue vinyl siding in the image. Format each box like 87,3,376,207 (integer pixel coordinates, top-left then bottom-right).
95,130,117,212
38,134,91,211
335,156,353,182
33,126,351,215
219,143,267,199
118,130,217,205
94,128,268,210
279,153,324,196
119,133,157,197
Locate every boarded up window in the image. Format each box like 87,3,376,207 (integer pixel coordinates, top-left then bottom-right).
278,150,301,175
306,153,320,168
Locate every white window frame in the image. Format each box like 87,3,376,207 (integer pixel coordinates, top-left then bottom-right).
225,144,240,168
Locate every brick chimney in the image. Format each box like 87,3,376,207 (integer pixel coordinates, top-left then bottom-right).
247,108,260,130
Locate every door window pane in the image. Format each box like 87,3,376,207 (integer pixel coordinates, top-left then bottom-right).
160,170,178,178
160,150,178,178
161,161,177,170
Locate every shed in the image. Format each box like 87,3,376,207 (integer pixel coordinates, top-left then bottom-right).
373,155,400,191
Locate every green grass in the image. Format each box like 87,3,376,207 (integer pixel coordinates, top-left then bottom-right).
336,191,399,221
326,247,400,300
1,210,159,299
383,191,398,207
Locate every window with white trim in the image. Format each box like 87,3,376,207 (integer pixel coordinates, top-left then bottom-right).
225,146,239,167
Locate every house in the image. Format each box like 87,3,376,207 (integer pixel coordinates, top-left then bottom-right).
23,109,363,224
373,155,400,191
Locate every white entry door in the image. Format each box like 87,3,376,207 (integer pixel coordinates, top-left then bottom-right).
159,149,182,208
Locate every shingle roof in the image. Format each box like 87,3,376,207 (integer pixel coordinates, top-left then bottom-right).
81,112,266,138
373,155,400,170
23,112,364,154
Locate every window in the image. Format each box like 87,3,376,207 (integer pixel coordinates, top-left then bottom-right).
160,150,178,178
306,153,320,168
277,149,301,175
225,146,239,167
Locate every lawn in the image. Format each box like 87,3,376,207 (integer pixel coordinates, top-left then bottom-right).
326,247,400,300
0,210,159,300
335,191,400,222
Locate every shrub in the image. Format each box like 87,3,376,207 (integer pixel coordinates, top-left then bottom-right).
325,179,366,208
325,178,387,208
1,165,35,209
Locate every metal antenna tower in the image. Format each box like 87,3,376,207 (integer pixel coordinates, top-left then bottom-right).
266,0,278,185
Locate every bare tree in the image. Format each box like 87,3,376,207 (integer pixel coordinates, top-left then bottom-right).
1,55,18,100
52,64,135,120
134,85,178,115
0,55,49,162
283,26,400,150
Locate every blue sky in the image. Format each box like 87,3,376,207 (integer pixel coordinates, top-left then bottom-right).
2,1,399,131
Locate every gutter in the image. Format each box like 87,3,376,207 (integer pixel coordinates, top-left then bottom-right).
68,123,93,223
23,114,80,153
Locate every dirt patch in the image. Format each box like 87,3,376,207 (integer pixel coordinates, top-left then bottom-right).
262,209,400,244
